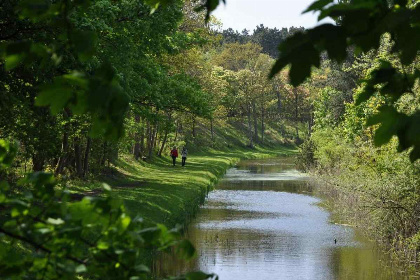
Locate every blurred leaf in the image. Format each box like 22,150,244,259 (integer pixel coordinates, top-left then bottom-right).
0,140,18,169
134,264,150,273
176,239,196,260
196,0,225,21
118,215,131,232
70,30,97,62
47,217,64,225
303,0,334,13
5,54,25,71
75,264,87,273
270,31,320,86
97,241,109,250
36,86,74,115
185,271,217,280
367,106,408,147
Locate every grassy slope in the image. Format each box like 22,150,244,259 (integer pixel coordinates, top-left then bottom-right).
72,119,297,228
73,145,296,228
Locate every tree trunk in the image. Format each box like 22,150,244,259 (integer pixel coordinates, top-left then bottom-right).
247,104,253,148
294,88,299,140
147,121,154,158
210,118,214,145
153,123,159,151
192,117,196,138
32,153,45,172
261,106,265,144
253,102,258,143
174,121,178,142
74,137,83,177
140,119,145,159
146,121,151,158
55,109,70,175
133,114,141,160
55,130,69,175
158,129,168,157
276,91,282,115
308,107,314,136
100,141,107,166
83,137,91,177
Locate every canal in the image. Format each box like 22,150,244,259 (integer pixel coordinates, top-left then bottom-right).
158,157,404,279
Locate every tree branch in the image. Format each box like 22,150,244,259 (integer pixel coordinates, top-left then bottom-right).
0,227,86,265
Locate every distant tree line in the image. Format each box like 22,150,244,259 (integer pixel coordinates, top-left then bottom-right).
220,25,305,58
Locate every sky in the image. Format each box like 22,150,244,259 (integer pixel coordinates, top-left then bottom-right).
212,0,333,32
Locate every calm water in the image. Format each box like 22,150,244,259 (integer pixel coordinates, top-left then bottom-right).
157,157,407,280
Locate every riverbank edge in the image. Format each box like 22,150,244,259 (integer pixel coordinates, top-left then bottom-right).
69,145,297,269
71,145,297,229
310,173,420,277
130,146,297,229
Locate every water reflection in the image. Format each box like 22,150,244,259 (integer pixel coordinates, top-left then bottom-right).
157,157,406,280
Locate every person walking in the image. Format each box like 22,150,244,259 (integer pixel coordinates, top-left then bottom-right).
170,146,178,166
181,147,188,167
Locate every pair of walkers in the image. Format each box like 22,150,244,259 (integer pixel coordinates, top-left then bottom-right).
170,146,187,167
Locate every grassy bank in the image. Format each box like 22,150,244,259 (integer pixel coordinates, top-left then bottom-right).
71,145,297,228
299,131,420,276
312,174,420,277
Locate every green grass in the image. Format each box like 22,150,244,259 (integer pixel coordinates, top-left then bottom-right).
71,118,299,229
72,145,297,228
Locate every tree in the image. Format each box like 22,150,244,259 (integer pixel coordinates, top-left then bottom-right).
213,42,262,71
251,25,304,58
268,0,420,161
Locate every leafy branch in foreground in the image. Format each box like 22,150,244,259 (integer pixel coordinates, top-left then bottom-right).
269,0,420,161
0,140,216,280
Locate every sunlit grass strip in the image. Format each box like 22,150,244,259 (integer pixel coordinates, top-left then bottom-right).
73,145,297,228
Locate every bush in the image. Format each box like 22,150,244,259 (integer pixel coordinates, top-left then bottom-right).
296,138,316,171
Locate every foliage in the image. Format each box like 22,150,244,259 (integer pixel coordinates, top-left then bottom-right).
296,138,316,171
220,25,304,58
301,28,420,271
313,87,349,130
4,0,419,276
0,140,221,279
268,0,420,161
0,136,292,279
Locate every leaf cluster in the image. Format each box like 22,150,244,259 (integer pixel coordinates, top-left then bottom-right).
0,140,217,279
269,0,420,161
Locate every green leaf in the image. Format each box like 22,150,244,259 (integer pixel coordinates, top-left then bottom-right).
303,0,334,14
409,147,420,162
185,271,217,280
18,0,52,20
176,239,196,260
5,54,25,71
102,183,112,192
392,25,420,65
36,72,88,114
70,30,97,62
75,264,87,273
367,106,407,147
0,140,18,169
196,0,225,21
47,217,64,225
32,258,48,270
134,264,150,273
270,32,320,86
97,241,109,250
11,208,20,218
310,24,347,63
36,86,73,115
0,193,7,203
118,215,131,232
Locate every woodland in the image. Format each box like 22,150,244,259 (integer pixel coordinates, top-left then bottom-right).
0,0,419,279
